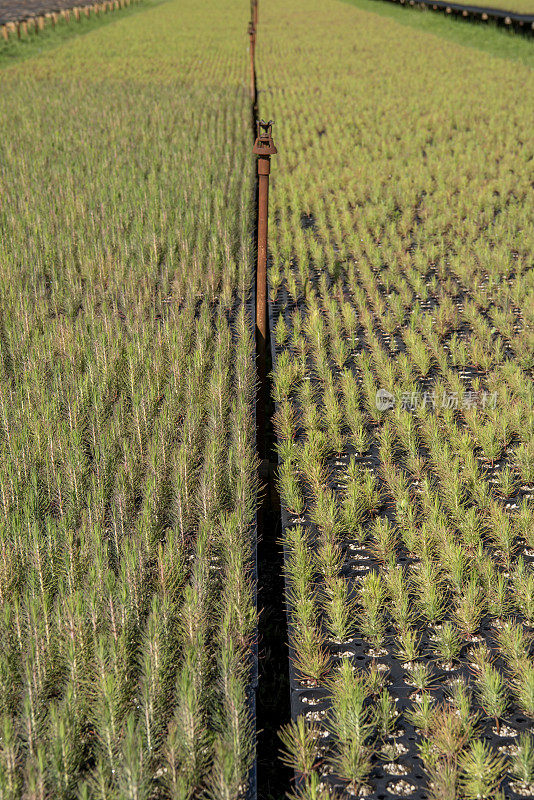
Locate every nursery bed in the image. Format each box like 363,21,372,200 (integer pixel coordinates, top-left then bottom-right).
0,0,259,797
269,276,534,799
259,0,534,796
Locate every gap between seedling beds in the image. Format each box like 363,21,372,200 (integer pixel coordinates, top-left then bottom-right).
249,6,293,797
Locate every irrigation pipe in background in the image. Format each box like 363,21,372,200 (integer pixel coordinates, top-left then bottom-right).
248,20,256,106
378,0,534,31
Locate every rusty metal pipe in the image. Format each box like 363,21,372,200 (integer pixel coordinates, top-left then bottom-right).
253,120,276,461
248,22,256,104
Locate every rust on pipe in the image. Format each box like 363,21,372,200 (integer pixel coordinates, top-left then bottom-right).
253,120,277,461
248,21,256,104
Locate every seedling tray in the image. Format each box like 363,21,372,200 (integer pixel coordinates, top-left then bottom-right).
268,278,534,800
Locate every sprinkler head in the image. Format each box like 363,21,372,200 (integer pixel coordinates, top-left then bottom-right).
253,120,277,156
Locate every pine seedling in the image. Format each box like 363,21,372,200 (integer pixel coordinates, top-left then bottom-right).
358,470,382,516
440,540,468,594
286,771,330,800
475,420,502,466
322,577,357,643
420,704,470,800
496,622,532,677
314,540,343,587
394,628,420,665
494,465,519,500
0,713,19,799
448,677,478,734
424,758,458,800
271,350,300,403
473,659,509,732
115,714,150,800
513,665,534,717
412,562,446,626
509,733,534,789
298,381,323,436
432,621,462,664
453,578,484,640
277,459,305,517
405,693,436,737
327,662,374,791
514,563,534,625
331,336,350,372
278,717,320,778
48,697,81,800
208,644,254,800
310,488,343,543
386,568,416,632
168,650,210,790
322,378,345,453
285,540,316,633
434,701,472,757
275,313,289,347
516,441,534,486
374,689,398,740
365,661,389,698
404,329,432,377
407,662,436,692
82,756,118,800
333,735,373,792
358,571,386,648
299,435,328,497
370,517,397,567
485,571,509,621
273,400,298,443
340,302,359,343
377,421,396,467
488,506,517,569
24,744,47,800
341,479,366,534
459,740,505,800
515,500,534,548
292,624,331,686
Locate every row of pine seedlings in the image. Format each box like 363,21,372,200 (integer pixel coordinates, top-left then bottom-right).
271,240,534,797
0,3,257,794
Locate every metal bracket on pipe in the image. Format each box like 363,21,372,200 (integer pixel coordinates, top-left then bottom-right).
253,120,277,157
